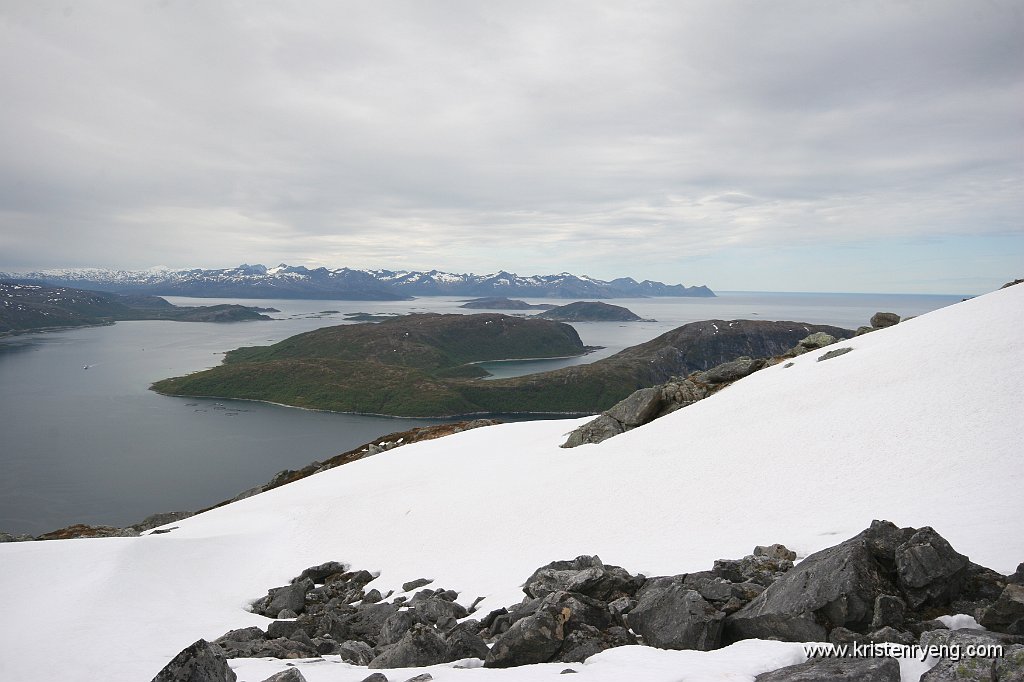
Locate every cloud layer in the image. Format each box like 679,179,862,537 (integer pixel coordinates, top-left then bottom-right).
1,0,1021,292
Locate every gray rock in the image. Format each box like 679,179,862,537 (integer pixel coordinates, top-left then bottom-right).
0,532,34,542
322,601,400,646
817,347,853,361
151,639,237,682
725,528,898,642
895,527,969,609
414,595,468,629
337,640,374,665
681,572,734,603
919,629,1022,681
214,627,266,644
870,312,900,328
445,621,489,661
367,623,449,669
379,610,425,646
293,561,349,585
359,675,388,682
870,594,906,629
259,670,307,682
604,387,664,427
556,624,635,663
402,675,433,682
561,414,624,448
363,589,383,604
277,609,298,619
693,356,764,384
539,590,613,632
484,604,570,667
267,620,303,639
626,579,725,650
979,583,1024,635
868,626,916,645
402,578,433,592
133,511,195,532
754,544,798,562
755,656,901,681
266,579,313,617
660,379,707,407
523,555,642,602
797,332,837,350
855,325,875,336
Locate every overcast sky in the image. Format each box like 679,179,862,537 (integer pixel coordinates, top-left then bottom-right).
1,1,1021,293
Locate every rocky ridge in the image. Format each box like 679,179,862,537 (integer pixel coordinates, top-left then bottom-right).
153,522,1024,682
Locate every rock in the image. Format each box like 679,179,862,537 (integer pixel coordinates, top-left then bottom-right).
754,544,798,562
484,604,570,667
363,588,383,604
402,578,433,592
293,561,349,585
133,511,195,532
267,620,303,639
919,629,1023,681
445,621,489,661
539,590,613,632
402,675,433,682
214,627,266,645
681,572,734,603
0,531,34,542
337,640,374,665
262,579,313,618
906,619,949,637
870,594,906,629
259,670,307,682
368,623,448,669
797,332,837,350
979,583,1024,635
868,626,916,645
556,624,635,662
855,326,875,336
414,595,469,629
523,555,643,601
693,357,764,384
379,610,425,646
322,601,400,646
627,578,725,650
725,527,899,642
817,347,853,361
604,387,663,427
561,414,624,448
277,609,298,619
1002,279,1024,289
151,639,236,682
359,675,388,682
870,312,901,328
1011,564,1024,585
894,527,969,609
755,656,901,681
660,379,707,407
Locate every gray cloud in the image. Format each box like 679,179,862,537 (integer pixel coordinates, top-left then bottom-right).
1,0,1021,292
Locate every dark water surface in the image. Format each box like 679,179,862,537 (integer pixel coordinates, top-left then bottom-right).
0,292,963,535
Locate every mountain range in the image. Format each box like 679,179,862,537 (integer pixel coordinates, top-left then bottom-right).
1,264,715,300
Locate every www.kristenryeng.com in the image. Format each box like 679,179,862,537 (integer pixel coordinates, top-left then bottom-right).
803,641,1005,663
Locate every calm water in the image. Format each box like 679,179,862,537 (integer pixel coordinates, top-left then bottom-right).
0,292,963,535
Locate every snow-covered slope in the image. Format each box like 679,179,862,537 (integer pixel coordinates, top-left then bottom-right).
2,285,1022,682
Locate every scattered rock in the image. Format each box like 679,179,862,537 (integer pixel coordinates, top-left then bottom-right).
755,656,901,681
692,357,764,384
402,578,433,592
151,639,236,682
754,544,797,562
484,604,570,667
359,675,389,682
523,555,643,601
258,669,307,682
604,387,663,427
797,332,837,351
979,583,1024,635
368,623,449,669
561,414,624,447
293,561,349,585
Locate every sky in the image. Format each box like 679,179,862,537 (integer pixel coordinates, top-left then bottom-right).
0,0,1021,294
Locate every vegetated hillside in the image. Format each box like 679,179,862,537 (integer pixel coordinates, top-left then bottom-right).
536,300,643,321
152,313,590,415
458,297,553,310
153,314,851,416
0,282,270,333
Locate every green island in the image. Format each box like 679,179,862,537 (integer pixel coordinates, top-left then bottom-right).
151,313,852,417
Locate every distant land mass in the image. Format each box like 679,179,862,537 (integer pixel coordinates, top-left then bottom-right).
536,301,645,322
0,264,716,300
0,282,270,334
458,297,555,310
152,314,850,417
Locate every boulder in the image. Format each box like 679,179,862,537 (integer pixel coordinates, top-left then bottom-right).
979,583,1024,635
870,594,906,629
414,595,469,629
693,357,764,384
870,312,900,328
604,387,663,427
561,415,624,448
626,578,725,650
151,639,236,682
264,579,313,617
402,578,433,592
920,629,1024,681
797,332,837,350
368,623,449,669
258,670,307,682
725,528,898,642
754,544,798,562
292,561,348,585
322,602,400,646
660,379,707,407
358,675,388,682
523,555,643,601
755,656,901,681
894,527,969,609
484,604,570,667
817,347,853,362
337,640,374,665
556,624,636,663
444,621,489,661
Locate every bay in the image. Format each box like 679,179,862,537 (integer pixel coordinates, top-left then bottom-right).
0,291,964,535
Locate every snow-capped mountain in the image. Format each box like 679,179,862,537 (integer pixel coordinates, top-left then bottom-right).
0,264,715,300
1,284,1021,681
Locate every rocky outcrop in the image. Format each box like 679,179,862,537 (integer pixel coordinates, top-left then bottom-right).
857,311,903,336
159,522,1018,677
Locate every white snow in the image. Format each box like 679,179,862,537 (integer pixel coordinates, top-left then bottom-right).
2,285,1022,682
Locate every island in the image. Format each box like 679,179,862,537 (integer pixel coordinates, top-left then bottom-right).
458,297,555,310
152,313,852,417
0,282,271,335
536,301,645,321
